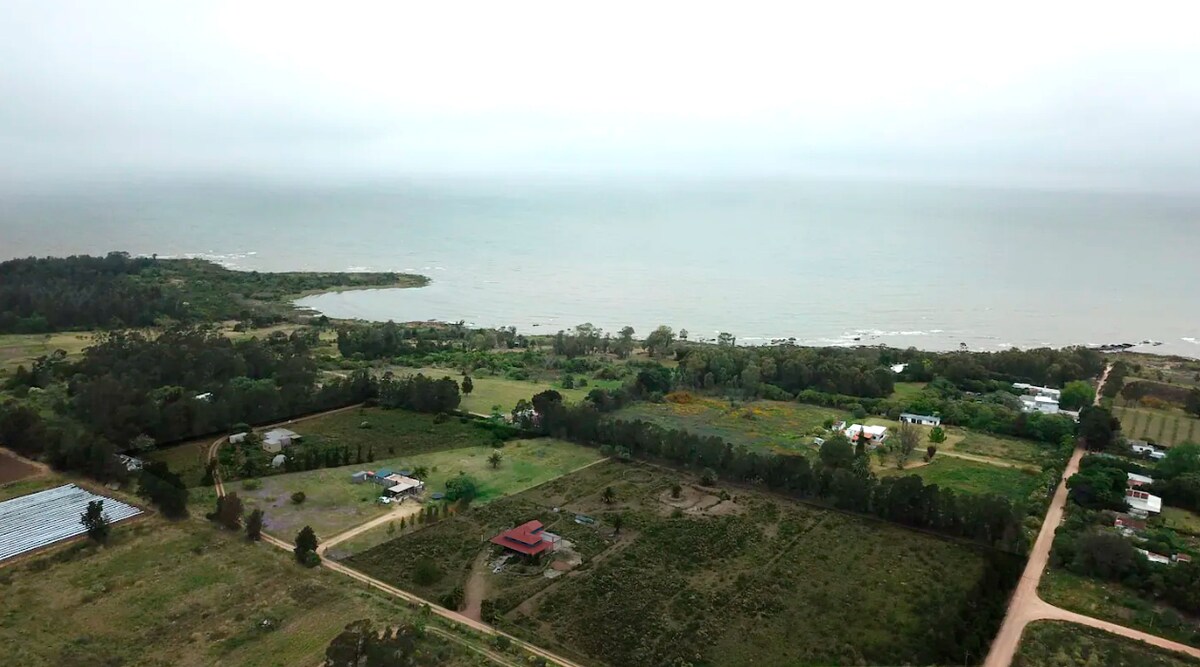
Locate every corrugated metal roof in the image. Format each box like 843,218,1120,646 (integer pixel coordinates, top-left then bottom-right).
0,484,142,562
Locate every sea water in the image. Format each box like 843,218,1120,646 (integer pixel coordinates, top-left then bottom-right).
2,177,1197,357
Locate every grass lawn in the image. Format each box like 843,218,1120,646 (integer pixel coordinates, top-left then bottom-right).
615,396,841,455
0,474,62,502
144,437,214,488
1016,620,1200,667
1039,568,1200,648
1163,507,1200,536
880,456,1043,498
235,438,602,542
890,381,928,401
1116,405,1200,447
349,459,1017,667
0,519,487,667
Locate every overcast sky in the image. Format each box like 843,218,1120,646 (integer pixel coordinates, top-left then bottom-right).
3,1,1200,191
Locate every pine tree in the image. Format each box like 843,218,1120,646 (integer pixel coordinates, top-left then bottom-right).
245,509,264,540
80,500,109,545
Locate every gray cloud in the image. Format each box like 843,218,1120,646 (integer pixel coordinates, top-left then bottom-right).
2,1,1199,192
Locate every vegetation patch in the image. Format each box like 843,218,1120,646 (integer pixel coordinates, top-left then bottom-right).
1116,405,1200,447
0,520,478,667
1039,568,1200,648
144,437,213,488
1015,621,1200,666
880,456,1043,498
348,460,1018,667
300,407,501,458
615,396,841,455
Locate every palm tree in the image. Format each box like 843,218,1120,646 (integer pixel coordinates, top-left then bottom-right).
487,450,503,469
601,486,615,504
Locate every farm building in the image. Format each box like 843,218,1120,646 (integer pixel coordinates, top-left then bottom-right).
1019,394,1060,415
271,454,287,468
262,428,300,453
490,520,557,559
385,475,424,497
0,484,142,562
1126,472,1154,488
899,413,941,427
229,432,249,445
350,471,370,484
1137,548,1172,566
114,454,144,472
1114,515,1147,536
1125,489,1162,516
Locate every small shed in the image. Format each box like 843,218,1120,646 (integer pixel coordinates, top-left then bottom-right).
900,413,941,427
271,454,287,468
262,428,300,453
351,471,370,484
229,432,248,445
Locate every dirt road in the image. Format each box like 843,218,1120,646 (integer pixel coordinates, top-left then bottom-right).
209,404,589,667
318,501,424,555
983,364,1200,666
461,551,492,622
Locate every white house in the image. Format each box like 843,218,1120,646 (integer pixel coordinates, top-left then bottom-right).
229,432,249,445
1125,488,1162,515
1013,383,1062,401
194,392,214,402
1019,395,1060,415
1126,472,1154,488
845,424,888,444
899,413,941,427
1129,441,1167,460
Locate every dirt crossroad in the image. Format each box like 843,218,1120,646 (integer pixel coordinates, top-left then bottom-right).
983,364,1200,666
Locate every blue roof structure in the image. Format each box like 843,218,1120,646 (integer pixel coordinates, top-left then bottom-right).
374,468,393,478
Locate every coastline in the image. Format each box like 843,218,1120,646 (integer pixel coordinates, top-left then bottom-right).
294,286,1199,359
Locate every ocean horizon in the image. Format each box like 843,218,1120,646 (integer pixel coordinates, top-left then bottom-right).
3,177,1198,358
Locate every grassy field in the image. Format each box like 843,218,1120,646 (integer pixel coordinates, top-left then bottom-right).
1163,507,1200,536
952,429,1050,465
0,332,95,373
615,396,840,455
348,459,1016,667
880,456,1043,498
1116,405,1200,447
1040,568,1200,648
235,438,602,542
392,366,621,414
0,519,489,667
300,407,501,458
891,381,928,401
144,437,214,488
0,474,62,502
1015,621,1200,667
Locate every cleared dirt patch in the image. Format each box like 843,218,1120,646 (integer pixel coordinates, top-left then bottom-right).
657,484,744,517
0,448,43,485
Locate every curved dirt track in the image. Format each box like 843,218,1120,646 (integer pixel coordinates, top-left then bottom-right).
983,364,1200,666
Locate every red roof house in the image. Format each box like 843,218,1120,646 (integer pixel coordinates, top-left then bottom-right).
490,520,552,557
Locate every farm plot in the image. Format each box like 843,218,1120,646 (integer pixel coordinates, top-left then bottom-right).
1015,621,1200,667
0,519,484,666
0,484,141,563
300,407,501,457
235,438,601,542
391,366,621,414
1116,406,1200,447
950,429,1051,465
348,460,1018,667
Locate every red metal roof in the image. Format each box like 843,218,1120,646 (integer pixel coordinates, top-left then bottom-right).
489,520,551,556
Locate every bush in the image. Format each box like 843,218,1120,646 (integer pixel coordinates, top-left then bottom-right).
242,478,262,491
413,558,443,585
301,550,321,568
291,491,306,505
699,468,717,486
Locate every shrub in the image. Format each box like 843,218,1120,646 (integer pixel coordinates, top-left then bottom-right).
671,483,682,499
242,478,262,491
301,550,321,568
291,491,306,505
413,558,443,585
699,468,717,486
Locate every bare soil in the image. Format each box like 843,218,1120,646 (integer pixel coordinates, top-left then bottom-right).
0,448,45,485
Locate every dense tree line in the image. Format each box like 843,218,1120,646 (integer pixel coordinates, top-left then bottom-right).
0,326,377,479
375,373,461,414
675,345,897,398
894,346,1107,389
531,396,1027,551
1051,506,1200,618
336,321,520,359
0,252,414,333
